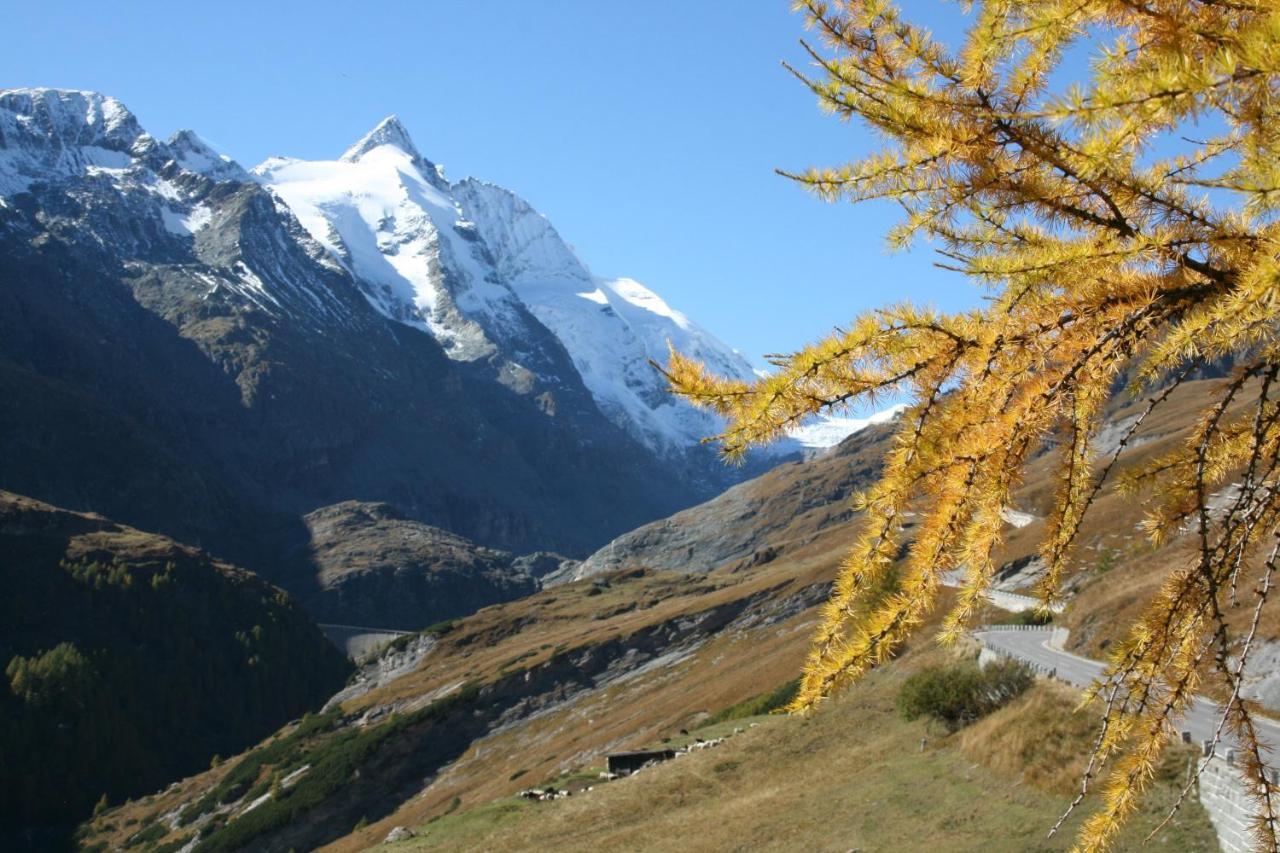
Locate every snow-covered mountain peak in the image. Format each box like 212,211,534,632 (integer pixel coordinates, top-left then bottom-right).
255,135,531,362
250,113,893,456
340,115,450,192
0,88,156,197
343,116,417,162
1,88,145,150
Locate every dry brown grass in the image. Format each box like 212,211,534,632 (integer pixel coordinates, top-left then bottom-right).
385,651,1216,853
957,682,1099,796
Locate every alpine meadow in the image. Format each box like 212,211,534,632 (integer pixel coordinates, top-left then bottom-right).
668,2,1280,850
8,2,1280,853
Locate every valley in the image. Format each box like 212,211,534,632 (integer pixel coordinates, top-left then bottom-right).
0,85,887,849
70,373,1266,852
4,51,1279,853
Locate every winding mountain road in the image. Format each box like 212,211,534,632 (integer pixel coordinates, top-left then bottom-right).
973,627,1280,768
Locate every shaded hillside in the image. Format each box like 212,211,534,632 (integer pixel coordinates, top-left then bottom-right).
0,492,351,849
297,501,564,630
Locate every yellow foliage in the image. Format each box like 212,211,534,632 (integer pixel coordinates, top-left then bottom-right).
665,2,1280,850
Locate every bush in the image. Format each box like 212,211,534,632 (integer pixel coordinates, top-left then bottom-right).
897,659,1033,730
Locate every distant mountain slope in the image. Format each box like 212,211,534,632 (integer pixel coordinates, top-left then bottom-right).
297,501,564,630
0,491,351,850
555,411,902,583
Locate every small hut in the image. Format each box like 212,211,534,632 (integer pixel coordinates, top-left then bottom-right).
605,749,676,776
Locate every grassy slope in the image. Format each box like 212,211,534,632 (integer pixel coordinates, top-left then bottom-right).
386,655,1216,853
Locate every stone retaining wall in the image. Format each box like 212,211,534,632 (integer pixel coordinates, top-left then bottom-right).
1199,754,1259,853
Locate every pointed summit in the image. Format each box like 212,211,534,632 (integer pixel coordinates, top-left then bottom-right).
166,129,247,181
340,115,421,163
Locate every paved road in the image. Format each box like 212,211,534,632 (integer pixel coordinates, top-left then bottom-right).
974,627,1280,768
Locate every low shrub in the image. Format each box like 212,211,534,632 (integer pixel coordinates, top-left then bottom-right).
897,659,1033,730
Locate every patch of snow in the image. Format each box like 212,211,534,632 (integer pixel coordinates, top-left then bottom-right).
239,791,272,815
183,204,212,232
159,203,212,236
785,403,908,450
160,205,190,235
152,178,183,200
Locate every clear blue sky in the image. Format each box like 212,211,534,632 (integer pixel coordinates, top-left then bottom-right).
3,1,978,374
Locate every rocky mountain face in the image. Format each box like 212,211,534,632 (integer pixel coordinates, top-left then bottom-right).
0,491,351,850
0,88,819,619
297,501,565,630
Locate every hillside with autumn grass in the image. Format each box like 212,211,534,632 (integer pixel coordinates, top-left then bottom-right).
72,374,1264,852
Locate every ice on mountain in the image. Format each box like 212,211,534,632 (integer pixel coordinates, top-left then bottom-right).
255,117,897,455
254,129,519,359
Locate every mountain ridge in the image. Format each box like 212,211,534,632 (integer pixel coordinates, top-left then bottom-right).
0,86,896,585
0,87,690,578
